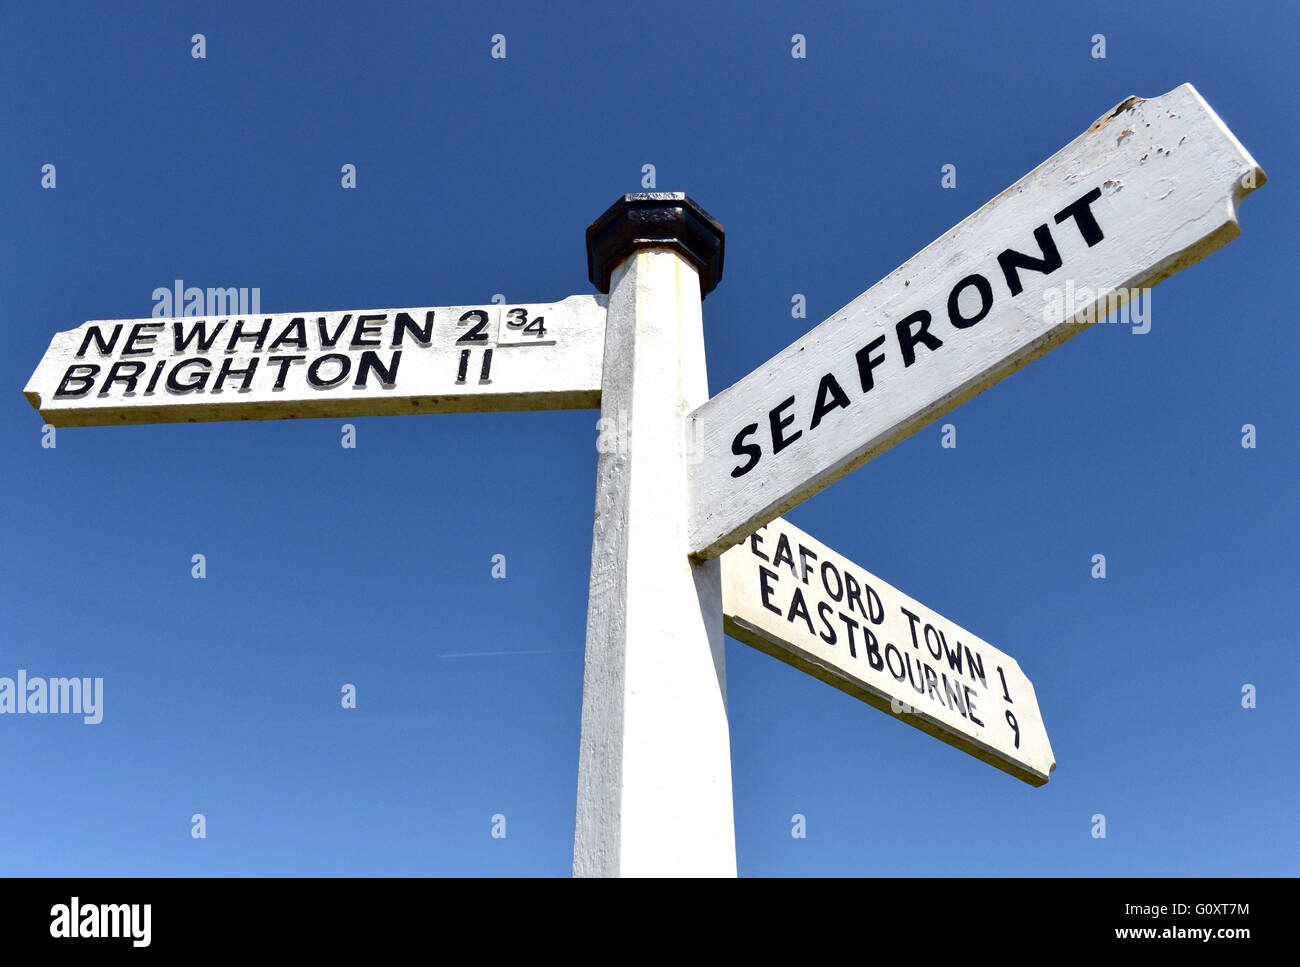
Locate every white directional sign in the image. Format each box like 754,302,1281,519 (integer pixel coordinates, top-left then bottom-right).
689,84,1266,559
17,91,1267,872
722,516,1055,786
25,294,606,426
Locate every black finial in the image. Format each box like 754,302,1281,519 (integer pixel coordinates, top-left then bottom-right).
586,193,725,298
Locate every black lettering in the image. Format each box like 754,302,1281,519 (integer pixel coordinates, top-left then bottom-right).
393,311,434,347
863,582,884,623
758,566,782,616
808,373,850,429
923,624,945,661
796,544,817,584
997,666,1013,703
226,318,272,352
895,310,942,367
965,645,987,687
457,310,490,343
924,663,944,705
269,318,308,351
99,360,147,395
964,685,984,726
942,635,964,675
351,314,386,348
317,315,352,348
816,602,837,645
768,396,802,454
354,350,401,388
906,653,926,695
901,607,923,649
997,225,1062,297
144,359,165,395
173,320,225,353
947,273,995,326
307,353,351,388
786,589,815,636
213,357,259,391
772,533,795,576
55,364,99,398
76,325,122,358
844,572,871,621
837,612,859,658
863,628,884,671
166,358,211,393
730,423,761,478
749,529,769,562
268,355,305,389
1053,186,1105,247
884,642,906,681
943,674,968,717
123,322,164,356
819,560,843,602
855,334,888,392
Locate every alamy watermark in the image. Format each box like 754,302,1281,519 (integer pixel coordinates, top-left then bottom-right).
152,279,261,318
0,670,103,724
1043,281,1151,334
596,407,704,464
50,897,150,947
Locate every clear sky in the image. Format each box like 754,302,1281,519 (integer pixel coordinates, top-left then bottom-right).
2,0,1295,876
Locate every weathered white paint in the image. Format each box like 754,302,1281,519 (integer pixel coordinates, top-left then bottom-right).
574,248,736,877
722,517,1054,786
689,84,1266,559
25,296,605,426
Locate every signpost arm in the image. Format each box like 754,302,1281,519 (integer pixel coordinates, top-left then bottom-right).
573,194,736,877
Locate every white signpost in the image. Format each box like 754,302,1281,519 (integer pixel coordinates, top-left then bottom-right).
25,296,606,426
21,85,1265,877
722,517,1054,786
688,84,1266,559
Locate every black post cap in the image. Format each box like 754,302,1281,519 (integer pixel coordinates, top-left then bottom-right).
586,193,725,298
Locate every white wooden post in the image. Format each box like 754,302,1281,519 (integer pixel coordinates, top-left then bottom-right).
573,194,736,877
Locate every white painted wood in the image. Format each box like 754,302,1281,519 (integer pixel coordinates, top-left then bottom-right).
574,248,736,877
25,295,605,426
722,517,1055,786
689,84,1266,559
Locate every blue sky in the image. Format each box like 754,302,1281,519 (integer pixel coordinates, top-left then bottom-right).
1,0,1295,876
